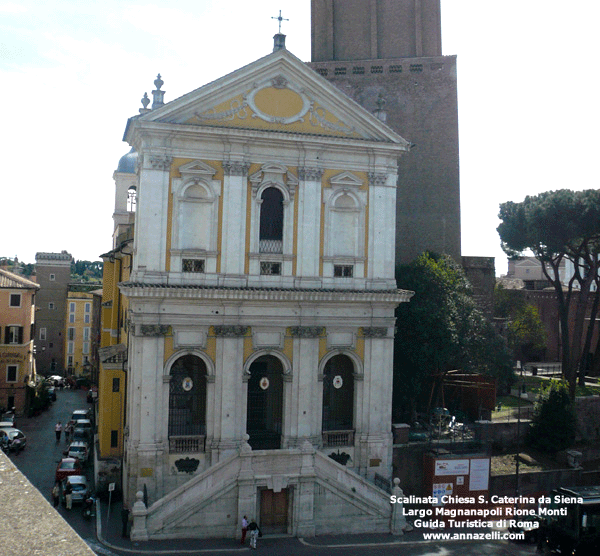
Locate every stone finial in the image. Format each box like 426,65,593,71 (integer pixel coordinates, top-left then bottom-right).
139,92,151,114
151,74,165,109
273,33,286,52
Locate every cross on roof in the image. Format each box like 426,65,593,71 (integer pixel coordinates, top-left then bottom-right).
272,10,289,34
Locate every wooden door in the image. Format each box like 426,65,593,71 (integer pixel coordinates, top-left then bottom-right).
260,488,289,534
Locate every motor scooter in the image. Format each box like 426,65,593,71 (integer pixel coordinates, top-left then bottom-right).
82,493,96,518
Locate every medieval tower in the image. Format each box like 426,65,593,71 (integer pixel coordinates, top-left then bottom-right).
309,0,461,265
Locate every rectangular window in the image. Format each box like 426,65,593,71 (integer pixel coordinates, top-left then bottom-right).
67,341,74,355
260,261,281,275
182,259,205,273
113,377,120,392
48,302,55,310
83,328,90,341
69,313,75,323
68,327,75,341
9,294,21,307
67,355,73,367
40,328,47,341
85,303,91,313
70,302,75,313
50,274,56,281
334,265,354,278
5,326,23,344
84,314,90,324
110,430,119,448
6,365,18,382
82,342,89,354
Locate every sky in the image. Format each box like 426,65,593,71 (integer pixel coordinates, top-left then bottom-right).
1,0,599,275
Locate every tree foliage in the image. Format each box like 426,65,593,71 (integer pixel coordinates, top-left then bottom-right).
526,380,577,453
71,260,103,282
494,286,546,362
497,189,600,399
393,252,514,420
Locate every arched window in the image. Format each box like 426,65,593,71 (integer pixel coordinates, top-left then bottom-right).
322,354,354,432
259,187,284,253
127,186,137,212
169,354,207,438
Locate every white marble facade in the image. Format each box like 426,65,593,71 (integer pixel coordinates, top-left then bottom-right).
119,47,412,539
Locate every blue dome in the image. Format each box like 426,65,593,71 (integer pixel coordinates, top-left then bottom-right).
116,147,138,174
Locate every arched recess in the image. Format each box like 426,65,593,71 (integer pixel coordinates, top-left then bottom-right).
245,354,286,450
177,181,215,250
167,353,209,441
321,353,355,432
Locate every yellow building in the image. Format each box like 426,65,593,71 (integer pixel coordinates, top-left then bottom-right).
0,268,39,415
96,151,136,462
64,289,95,378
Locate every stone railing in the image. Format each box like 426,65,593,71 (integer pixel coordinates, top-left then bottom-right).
322,430,354,447
169,435,206,454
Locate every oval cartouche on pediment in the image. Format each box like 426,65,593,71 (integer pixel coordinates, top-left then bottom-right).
245,76,311,124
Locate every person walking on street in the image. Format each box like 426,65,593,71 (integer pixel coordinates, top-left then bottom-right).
55,421,62,441
241,515,248,544
64,421,73,443
247,519,261,549
51,482,60,507
64,481,73,510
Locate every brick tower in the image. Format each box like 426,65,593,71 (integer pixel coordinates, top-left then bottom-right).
309,0,460,265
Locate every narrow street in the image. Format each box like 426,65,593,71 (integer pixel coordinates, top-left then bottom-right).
8,388,97,546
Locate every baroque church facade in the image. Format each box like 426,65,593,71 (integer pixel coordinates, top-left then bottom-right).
106,41,413,540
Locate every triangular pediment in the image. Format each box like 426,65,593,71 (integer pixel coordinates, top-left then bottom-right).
329,171,364,188
178,160,217,178
128,49,410,147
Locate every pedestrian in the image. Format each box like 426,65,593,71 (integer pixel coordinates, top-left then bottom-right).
64,481,73,510
247,519,261,549
64,421,73,443
241,515,248,544
121,507,130,538
51,482,60,507
55,421,62,441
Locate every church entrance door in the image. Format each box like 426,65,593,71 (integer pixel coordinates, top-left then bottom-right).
246,355,283,450
260,488,289,534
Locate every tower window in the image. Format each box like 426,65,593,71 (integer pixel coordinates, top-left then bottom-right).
127,186,137,212
9,294,21,307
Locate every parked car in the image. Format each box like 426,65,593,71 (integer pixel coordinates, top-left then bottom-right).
55,457,83,482
73,419,93,441
1,412,16,427
61,475,89,505
0,428,26,453
509,514,543,543
71,409,92,423
67,441,89,464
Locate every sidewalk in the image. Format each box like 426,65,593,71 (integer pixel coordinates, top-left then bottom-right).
94,499,438,555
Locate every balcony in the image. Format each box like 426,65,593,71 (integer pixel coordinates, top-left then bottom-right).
169,435,206,454
259,239,283,254
322,430,354,448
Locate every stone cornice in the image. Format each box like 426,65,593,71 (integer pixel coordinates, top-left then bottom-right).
119,282,413,304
